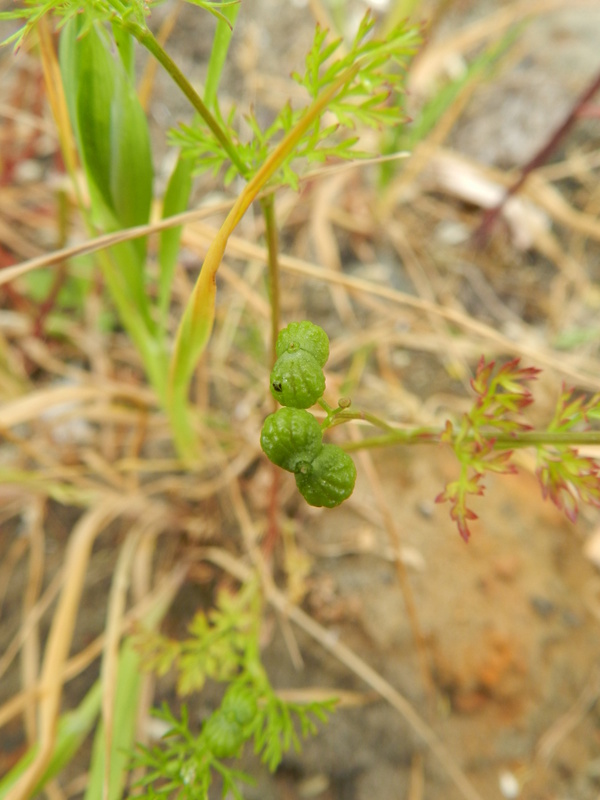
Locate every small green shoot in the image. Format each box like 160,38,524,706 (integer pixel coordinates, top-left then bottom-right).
132,582,336,799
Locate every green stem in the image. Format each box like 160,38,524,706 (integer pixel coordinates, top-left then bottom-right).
122,21,248,178
340,428,439,451
328,410,396,432
204,2,240,109
490,430,600,447
337,423,600,452
260,194,281,368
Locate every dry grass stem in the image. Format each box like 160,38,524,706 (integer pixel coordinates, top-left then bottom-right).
9,499,140,800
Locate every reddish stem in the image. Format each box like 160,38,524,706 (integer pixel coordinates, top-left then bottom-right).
474,66,600,246
262,464,281,560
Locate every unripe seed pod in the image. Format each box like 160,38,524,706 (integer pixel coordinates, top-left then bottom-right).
203,710,244,759
295,444,357,508
260,408,323,472
275,321,329,367
221,685,258,726
270,350,325,408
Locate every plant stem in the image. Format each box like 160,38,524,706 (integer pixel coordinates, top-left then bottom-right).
474,66,600,245
167,61,361,460
260,192,283,548
123,22,248,178
490,430,600,447
260,194,281,368
329,410,397,432
339,425,600,452
340,428,439,451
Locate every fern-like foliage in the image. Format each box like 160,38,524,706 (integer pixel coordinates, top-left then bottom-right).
0,0,141,49
132,581,337,798
169,11,420,188
132,703,254,800
436,358,600,540
132,688,336,800
436,358,540,541
536,386,600,521
0,0,234,50
133,581,258,694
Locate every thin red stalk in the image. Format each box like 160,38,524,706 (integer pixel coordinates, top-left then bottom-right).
474,66,600,245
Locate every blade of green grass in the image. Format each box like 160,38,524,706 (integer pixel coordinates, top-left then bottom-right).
83,639,144,800
83,566,185,800
59,17,170,400
157,156,194,332
59,17,154,325
401,25,522,151
0,682,102,799
111,21,136,79
204,1,240,109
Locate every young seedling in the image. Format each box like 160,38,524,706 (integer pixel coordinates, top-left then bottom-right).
131,582,337,800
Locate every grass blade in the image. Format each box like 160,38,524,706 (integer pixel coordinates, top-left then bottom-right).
158,155,194,331
84,639,144,800
59,17,154,323
0,682,102,799
204,1,240,109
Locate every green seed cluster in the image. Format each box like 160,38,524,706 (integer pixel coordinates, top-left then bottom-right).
270,320,329,408
203,684,258,759
261,322,356,508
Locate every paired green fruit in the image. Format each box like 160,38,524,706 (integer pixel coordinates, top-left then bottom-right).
275,320,330,366
270,320,329,408
221,684,258,726
203,710,245,759
270,352,325,409
203,683,258,759
260,408,323,472
295,444,356,508
261,322,357,509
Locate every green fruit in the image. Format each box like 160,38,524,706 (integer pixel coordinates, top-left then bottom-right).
203,710,244,759
261,408,323,472
276,321,329,367
221,685,258,726
270,350,325,408
295,444,357,508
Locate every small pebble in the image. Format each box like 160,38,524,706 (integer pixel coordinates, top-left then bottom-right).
417,500,434,519
499,770,520,799
561,609,582,628
14,159,44,183
493,554,521,581
435,219,470,245
530,595,555,618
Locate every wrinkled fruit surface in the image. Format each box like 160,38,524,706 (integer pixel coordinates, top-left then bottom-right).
270,350,325,408
203,710,245,759
275,320,329,367
295,444,357,508
260,408,323,471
